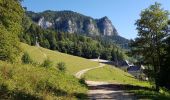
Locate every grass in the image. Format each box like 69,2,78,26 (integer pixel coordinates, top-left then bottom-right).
84,65,151,87
0,61,87,100
21,43,99,74
2,43,169,99
84,65,170,99
131,89,170,100
0,43,102,99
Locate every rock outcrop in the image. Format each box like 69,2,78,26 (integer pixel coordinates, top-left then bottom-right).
28,10,118,36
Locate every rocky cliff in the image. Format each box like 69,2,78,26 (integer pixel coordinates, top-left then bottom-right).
27,10,118,36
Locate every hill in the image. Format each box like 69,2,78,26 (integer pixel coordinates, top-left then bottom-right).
0,61,87,100
0,42,102,99
21,43,99,74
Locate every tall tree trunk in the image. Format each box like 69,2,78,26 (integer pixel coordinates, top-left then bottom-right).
152,57,160,91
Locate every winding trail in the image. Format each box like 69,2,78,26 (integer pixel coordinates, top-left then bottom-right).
75,63,105,79
75,63,136,100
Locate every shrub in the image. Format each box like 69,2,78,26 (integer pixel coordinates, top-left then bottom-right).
79,78,87,86
21,52,33,64
56,62,66,72
41,58,52,68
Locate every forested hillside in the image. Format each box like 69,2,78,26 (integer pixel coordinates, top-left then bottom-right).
26,10,130,49
20,16,127,61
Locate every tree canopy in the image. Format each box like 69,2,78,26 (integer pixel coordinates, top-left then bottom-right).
131,2,169,91
0,0,24,62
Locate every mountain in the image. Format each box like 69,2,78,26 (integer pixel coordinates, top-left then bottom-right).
25,10,130,50
26,10,118,36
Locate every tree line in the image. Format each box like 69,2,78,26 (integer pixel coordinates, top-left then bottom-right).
20,20,126,61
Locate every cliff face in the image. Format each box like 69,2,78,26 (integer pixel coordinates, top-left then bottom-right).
38,17,53,29
28,10,118,36
97,17,118,36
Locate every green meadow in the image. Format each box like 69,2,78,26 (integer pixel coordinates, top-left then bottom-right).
21,43,99,74
84,65,150,87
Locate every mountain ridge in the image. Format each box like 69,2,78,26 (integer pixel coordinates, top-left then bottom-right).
26,10,118,36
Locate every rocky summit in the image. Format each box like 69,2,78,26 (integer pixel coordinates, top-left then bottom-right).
27,10,118,36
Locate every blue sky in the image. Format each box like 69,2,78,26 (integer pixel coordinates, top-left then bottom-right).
22,0,170,39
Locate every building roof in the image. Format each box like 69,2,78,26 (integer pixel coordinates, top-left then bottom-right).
118,60,129,67
128,66,141,71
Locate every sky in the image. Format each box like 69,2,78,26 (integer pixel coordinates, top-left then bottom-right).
22,0,170,39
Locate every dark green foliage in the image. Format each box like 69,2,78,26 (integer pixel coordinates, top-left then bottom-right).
20,24,126,61
21,52,33,64
57,62,66,72
0,0,24,62
26,10,130,48
160,36,170,89
41,58,52,68
131,2,169,91
19,10,128,62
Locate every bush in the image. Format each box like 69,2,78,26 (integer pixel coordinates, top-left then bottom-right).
41,58,52,68
56,62,66,72
21,52,33,64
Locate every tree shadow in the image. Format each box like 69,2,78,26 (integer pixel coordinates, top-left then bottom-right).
88,83,155,100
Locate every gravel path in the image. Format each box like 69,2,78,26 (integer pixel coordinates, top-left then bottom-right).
87,81,136,100
75,63,136,100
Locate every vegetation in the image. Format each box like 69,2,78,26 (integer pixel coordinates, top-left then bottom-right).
131,2,169,91
20,26,126,61
131,88,170,100
0,0,24,62
20,14,127,62
0,1,90,99
84,64,170,99
1,0,170,99
84,65,150,87
160,34,170,89
0,61,87,100
21,52,33,64
26,10,130,49
57,62,66,72
21,43,99,74
41,58,53,68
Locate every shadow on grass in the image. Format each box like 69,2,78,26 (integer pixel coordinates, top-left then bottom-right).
100,62,115,66
0,85,38,100
132,89,170,100
88,83,170,100
88,83,152,91
0,84,69,100
74,93,88,99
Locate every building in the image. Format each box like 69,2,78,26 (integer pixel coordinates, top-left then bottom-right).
117,60,132,71
127,65,148,80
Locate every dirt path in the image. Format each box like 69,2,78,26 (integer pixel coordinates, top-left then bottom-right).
75,63,136,100
87,81,136,100
75,63,105,79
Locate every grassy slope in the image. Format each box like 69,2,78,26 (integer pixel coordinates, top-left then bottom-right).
84,65,150,87
0,43,101,99
84,65,170,99
0,61,87,100
21,43,99,74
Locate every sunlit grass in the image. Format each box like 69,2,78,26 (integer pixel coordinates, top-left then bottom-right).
84,65,151,87
0,61,87,99
21,43,99,74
